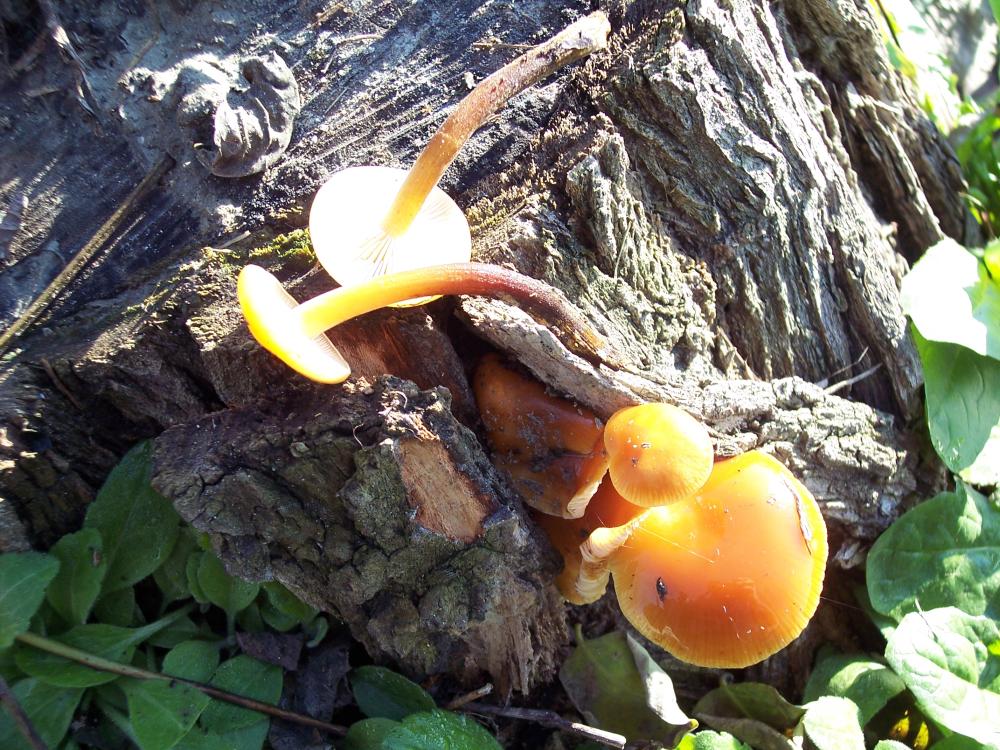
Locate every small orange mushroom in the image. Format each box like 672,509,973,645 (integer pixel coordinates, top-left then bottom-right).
578,451,828,668
473,354,607,518
603,402,714,507
238,263,608,383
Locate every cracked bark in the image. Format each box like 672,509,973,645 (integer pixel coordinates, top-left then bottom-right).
0,0,966,696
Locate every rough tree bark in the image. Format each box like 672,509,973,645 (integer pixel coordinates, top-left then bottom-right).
0,0,968,697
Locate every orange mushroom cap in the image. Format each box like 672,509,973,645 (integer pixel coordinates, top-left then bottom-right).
603,403,714,507
607,451,827,668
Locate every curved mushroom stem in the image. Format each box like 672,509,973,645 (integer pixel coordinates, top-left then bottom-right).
381,11,611,237
296,262,610,363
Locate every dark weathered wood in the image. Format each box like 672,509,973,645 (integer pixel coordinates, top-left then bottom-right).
0,0,967,696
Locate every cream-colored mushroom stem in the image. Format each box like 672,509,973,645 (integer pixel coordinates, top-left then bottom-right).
382,11,611,237
295,262,609,361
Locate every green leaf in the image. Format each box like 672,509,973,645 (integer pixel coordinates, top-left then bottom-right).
196,554,259,619
198,655,282,733
875,742,915,750
147,616,207,650
381,709,501,750
16,611,189,687
45,528,106,626
901,238,1000,359
84,442,180,593
0,552,60,648
122,677,211,750
259,582,316,632
802,651,906,724
0,678,83,750
163,641,220,683
692,715,793,750
94,586,137,627
677,731,752,750
351,665,436,722
799,696,865,750
174,719,269,750
915,332,1000,484
885,607,1000,746
867,486,1000,621
559,631,695,744
186,553,209,604
153,528,199,604
693,682,804,731
928,734,988,750
343,718,401,750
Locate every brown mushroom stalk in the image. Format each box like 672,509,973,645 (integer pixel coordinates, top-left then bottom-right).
238,262,610,383
309,12,611,298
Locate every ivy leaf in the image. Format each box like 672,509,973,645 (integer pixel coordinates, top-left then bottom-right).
867,485,1000,621
381,709,501,750
84,442,180,593
0,678,83,750
121,677,211,750
901,238,1000,360
350,666,436,722
914,332,1000,484
885,607,1000,747
0,552,59,649
560,630,695,744
45,528,106,626
802,651,906,724
799,696,866,750
198,655,282,733
196,553,259,619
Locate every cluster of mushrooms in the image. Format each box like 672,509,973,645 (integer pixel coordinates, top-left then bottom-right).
235,11,827,670
474,356,828,669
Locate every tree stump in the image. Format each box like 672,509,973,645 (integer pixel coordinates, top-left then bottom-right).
0,0,967,695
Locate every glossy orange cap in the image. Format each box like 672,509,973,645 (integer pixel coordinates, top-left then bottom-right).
603,403,713,507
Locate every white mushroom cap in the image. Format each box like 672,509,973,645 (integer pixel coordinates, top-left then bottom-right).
309,166,471,306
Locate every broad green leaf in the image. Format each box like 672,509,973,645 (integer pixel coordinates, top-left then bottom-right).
802,651,906,724
799,696,865,750
867,486,1000,621
691,715,793,750
153,528,199,604
693,682,804,732
559,631,695,743
198,655,282,733
0,552,59,648
885,607,1000,746
677,730,752,750
46,528,106,626
147,616,206,650
94,586,137,627
0,678,83,750
928,734,987,750
84,442,180,593
343,717,400,750
16,610,188,687
874,742,912,750
381,709,501,750
197,554,259,619
351,665,436,721
186,552,209,604
901,238,1000,359
174,718,269,750
122,677,211,750
915,332,1000,484
259,581,316,631
163,640,219,683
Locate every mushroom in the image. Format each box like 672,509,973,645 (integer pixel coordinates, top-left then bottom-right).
574,451,828,668
238,262,609,383
309,12,611,304
603,402,714,507
473,354,607,517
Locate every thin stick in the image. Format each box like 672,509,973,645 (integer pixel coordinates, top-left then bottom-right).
39,357,82,410
444,683,493,710
823,363,882,395
461,702,626,749
0,675,48,750
15,631,347,737
0,155,174,356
